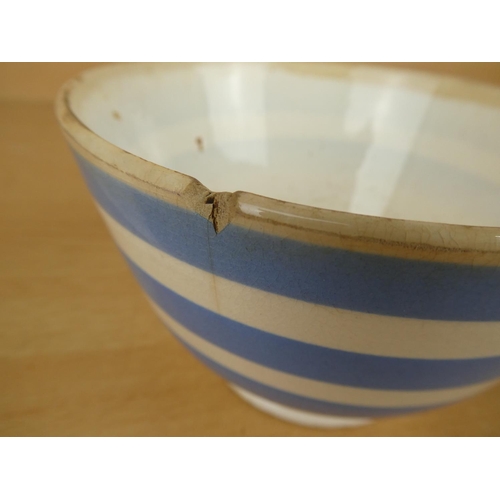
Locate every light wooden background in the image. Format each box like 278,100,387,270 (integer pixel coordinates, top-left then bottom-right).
1,63,500,436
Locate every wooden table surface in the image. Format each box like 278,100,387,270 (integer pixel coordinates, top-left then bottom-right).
2,63,500,436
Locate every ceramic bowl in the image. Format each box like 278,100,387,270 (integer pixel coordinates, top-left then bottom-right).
56,63,500,428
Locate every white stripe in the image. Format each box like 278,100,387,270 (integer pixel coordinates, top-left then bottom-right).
98,205,500,360
151,303,495,409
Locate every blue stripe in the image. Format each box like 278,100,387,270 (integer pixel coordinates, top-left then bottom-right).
175,337,447,418
75,151,500,321
125,255,500,390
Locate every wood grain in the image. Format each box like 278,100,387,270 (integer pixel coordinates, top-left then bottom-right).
1,63,500,436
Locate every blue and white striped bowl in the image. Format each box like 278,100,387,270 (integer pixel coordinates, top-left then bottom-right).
56,63,500,427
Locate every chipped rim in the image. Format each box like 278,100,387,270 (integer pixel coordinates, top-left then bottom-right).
55,62,500,263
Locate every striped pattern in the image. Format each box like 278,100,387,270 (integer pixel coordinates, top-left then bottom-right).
74,152,500,418
100,207,500,361
118,252,500,390
151,306,495,416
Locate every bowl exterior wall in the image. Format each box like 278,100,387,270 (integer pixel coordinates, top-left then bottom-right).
68,148,500,421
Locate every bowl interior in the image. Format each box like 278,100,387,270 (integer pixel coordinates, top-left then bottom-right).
68,63,500,227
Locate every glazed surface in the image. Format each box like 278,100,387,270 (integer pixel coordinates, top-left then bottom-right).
70,63,500,226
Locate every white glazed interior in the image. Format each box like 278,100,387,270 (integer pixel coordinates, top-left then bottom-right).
69,63,500,226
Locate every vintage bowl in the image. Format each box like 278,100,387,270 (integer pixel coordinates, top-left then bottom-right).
55,63,500,428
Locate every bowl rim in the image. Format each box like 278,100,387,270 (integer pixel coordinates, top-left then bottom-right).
55,62,500,264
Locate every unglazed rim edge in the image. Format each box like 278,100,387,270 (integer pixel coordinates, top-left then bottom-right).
54,62,500,263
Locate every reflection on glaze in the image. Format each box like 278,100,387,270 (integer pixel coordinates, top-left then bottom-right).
197,64,269,168
238,201,349,227
345,68,437,217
